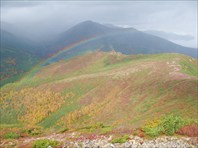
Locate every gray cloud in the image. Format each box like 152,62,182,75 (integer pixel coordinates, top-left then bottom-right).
1,1,197,47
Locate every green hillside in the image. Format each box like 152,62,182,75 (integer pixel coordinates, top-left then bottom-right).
0,51,197,131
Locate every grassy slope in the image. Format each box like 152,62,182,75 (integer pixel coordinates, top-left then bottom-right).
0,51,197,130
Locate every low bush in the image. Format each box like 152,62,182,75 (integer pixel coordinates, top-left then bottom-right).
78,122,106,133
111,135,130,143
143,126,162,137
22,126,43,136
143,119,162,137
92,122,105,129
33,139,59,148
59,127,69,133
101,126,113,134
143,114,191,137
137,132,145,138
161,114,186,135
176,124,198,137
3,132,20,139
132,128,145,137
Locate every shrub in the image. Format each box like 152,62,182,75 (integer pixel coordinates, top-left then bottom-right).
22,127,42,136
161,114,186,135
144,119,162,129
33,139,59,148
111,135,130,143
143,119,162,137
176,124,198,137
92,122,104,129
132,128,145,137
78,122,106,132
138,132,145,138
143,126,162,137
143,114,188,137
101,126,113,134
3,132,20,139
59,127,69,133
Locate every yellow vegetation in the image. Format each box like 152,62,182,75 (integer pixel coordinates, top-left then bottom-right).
143,119,162,129
1,88,66,125
59,102,105,127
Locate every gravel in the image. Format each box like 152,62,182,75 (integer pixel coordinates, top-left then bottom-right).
62,135,197,148
1,133,197,147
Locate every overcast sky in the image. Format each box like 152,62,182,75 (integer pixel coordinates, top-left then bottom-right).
1,0,197,47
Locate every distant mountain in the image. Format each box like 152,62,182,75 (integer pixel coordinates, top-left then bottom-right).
144,30,196,48
144,30,194,41
44,21,119,54
1,22,53,57
45,21,197,64
1,29,36,53
0,29,40,86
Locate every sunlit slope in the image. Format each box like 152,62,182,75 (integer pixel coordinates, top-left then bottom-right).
1,51,197,129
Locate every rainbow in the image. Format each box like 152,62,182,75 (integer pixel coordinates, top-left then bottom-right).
43,28,129,65
24,33,107,79
43,34,105,65
21,30,125,79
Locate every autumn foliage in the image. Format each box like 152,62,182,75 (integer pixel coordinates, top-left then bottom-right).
1,88,65,125
59,102,104,127
176,124,198,137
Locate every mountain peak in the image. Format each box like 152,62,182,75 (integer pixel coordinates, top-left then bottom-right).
71,20,108,30
79,20,98,25
61,20,114,42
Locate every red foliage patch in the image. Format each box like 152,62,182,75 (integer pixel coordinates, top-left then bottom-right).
131,128,145,138
138,132,145,138
176,124,198,137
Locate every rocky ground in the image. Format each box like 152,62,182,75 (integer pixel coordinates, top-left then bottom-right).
63,135,197,148
1,132,197,148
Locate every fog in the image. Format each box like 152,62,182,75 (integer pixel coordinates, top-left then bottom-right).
1,1,197,48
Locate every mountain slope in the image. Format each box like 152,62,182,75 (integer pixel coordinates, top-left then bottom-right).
1,51,197,129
